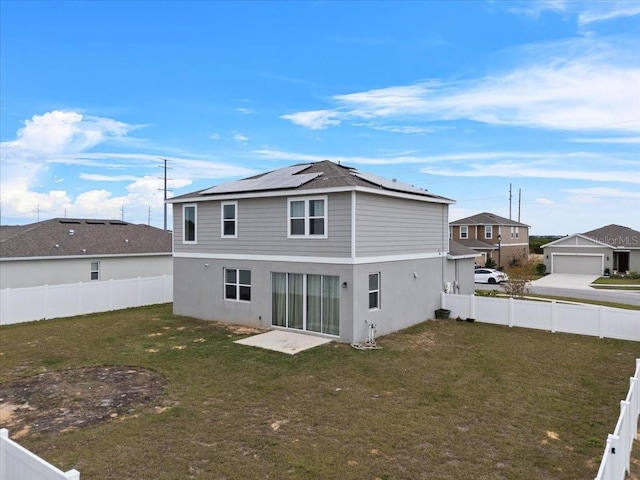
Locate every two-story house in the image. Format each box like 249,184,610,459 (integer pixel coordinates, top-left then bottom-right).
449,212,530,268
169,160,476,344
0,218,173,289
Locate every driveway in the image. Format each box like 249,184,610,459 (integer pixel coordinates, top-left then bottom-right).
530,274,599,290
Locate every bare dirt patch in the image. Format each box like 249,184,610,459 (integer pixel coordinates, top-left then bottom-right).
0,366,167,438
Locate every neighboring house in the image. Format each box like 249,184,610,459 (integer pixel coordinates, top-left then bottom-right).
542,224,640,275
449,212,530,268
0,218,173,289
168,160,476,344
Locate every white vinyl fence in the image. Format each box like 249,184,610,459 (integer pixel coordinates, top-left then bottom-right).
0,275,173,326
440,292,640,341
0,429,79,480
594,359,640,480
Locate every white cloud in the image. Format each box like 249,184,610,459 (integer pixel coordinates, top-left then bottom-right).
421,163,640,184
80,174,140,182
352,122,438,134
280,110,341,130
505,1,640,25
577,2,640,25
282,39,639,134
210,133,221,140
232,132,249,143
6,110,135,154
236,108,255,114
563,187,640,199
569,136,640,144
534,198,555,205
0,110,257,225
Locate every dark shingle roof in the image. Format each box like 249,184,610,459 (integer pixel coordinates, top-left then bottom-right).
582,224,640,249
170,160,453,203
452,238,499,250
448,241,481,258
0,219,173,259
450,212,529,228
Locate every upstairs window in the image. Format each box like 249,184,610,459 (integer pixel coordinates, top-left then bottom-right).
183,204,197,243
515,227,520,239
221,202,237,238
484,225,492,239
459,226,468,239
90,261,100,281
224,268,251,302
288,197,327,238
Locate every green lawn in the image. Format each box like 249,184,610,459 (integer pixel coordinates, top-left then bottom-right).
592,276,640,290
1,304,639,479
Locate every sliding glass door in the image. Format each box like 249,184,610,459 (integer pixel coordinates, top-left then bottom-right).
271,272,339,336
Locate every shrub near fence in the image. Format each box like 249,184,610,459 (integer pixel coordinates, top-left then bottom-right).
0,275,173,325
440,292,640,341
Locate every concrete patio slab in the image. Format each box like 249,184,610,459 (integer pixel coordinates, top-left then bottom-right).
531,274,600,290
234,330,333,355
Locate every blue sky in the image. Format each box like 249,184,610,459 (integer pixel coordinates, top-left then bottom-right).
1,0,638,234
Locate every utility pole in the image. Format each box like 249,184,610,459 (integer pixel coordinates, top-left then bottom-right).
518,188,522,223
148,206,152,226
121,205,125,221
509,183,512,219
159,158,172,231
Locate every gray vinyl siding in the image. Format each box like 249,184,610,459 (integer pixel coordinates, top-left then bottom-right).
355,192,448,257
173,193,352,257
0,255,172,289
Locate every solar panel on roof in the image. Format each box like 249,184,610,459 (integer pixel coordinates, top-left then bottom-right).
201,164,321,195
353,171,430,196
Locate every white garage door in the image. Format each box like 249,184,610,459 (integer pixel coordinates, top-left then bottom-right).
552,255,602,274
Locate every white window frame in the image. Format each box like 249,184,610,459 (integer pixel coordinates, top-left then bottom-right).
90,261,100,281
369,272,381,310
515,227,520,239
224,268,251,302
183,204,197,244
484,225,492,240
287,196,328,238
221,201,238,238
459,226,468,240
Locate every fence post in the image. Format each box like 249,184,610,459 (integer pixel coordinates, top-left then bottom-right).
1,428,8,480
109,279,114,310
621,400,632,474
508,297,514,327
469,292,475,320
1,288,11,326
77,282,83,315
609,433,622,480
43,284,49,321
64,469,80,480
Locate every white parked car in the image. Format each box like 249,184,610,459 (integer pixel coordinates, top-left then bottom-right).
474,268,508,284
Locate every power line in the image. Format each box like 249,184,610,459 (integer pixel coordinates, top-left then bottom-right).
158,158,173,231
